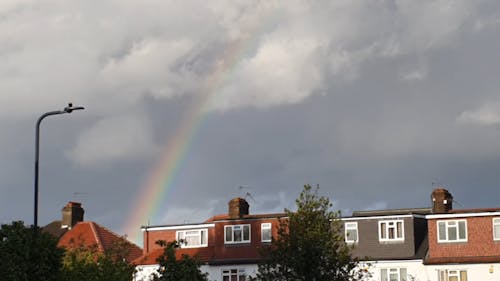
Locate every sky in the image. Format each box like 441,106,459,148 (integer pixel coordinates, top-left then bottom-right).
2,0,500,245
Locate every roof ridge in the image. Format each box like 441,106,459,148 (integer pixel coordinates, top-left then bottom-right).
88,221,104,252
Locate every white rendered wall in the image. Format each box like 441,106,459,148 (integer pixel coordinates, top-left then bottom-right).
134,263,259,281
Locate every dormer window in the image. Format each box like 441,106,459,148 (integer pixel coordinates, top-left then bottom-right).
176,229,208,248
378,220,404,242
437,220,467,243
345,222,358,243
225,224,250,244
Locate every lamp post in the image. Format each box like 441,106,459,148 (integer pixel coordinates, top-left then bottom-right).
34,103,84,230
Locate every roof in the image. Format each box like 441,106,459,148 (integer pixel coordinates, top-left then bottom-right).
42,220,69,239
351,208,432,217
204,212,288,222
58,221,143,263
134,246,214,265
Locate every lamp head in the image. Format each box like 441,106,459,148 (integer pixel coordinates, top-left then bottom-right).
64,103,85,113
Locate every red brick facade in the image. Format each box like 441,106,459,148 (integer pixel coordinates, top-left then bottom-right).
426,214,500,264
137,209,286,265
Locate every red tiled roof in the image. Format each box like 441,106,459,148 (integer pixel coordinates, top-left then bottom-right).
58,221,142,263
133,246,213,266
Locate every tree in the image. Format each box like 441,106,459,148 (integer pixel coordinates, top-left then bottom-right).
254,185,368,281
61,237,136,281
151,240,208,281
0,221,64,281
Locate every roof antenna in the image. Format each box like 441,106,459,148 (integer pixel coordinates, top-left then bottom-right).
239,186,257,203
73,192,88,201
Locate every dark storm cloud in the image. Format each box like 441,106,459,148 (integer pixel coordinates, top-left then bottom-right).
1,1,500,242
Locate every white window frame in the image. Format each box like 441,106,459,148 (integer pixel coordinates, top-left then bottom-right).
378,220,404,242
345,222,358,243
261,223,272,242
224,224,251,244
438,269,467,281
380,268,407,281
222,268,246,281
176,229,208,248
493,218,500,241
437,220,467,243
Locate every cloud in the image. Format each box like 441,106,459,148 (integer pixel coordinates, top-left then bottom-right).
66,113,159,167
458,103,500,126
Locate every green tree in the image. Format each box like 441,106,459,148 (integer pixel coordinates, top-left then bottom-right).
61,238,136,281
152,240,208,281
0,221,64,281
254,185,368,281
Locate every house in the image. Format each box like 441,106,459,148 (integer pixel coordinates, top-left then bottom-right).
342,206,431,281
43,201,143,263
424,188,500,281
134,197,286,281
134,188,500,281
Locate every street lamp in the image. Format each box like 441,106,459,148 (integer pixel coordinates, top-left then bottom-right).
34,103,84,230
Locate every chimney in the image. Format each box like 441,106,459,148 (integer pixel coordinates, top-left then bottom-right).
228,198,249,219
61,202,84,229
431,188,453,213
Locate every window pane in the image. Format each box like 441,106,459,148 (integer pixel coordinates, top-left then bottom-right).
185,234,199,246
201,230,207,245
243,225,250,241
389,272,398,281
460,270,467,281
225,227,232,242
262,225,272,242
438,222,446,240
346,229,357,242
381,222,386,239
388,227,395,239
397,222,403,238
234,228,242,241
458,221,466,240
380,269,387,281
495,224,500,239
448,226,457,241
400,268,407,281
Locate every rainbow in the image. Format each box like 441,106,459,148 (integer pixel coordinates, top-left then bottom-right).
122,26,266,243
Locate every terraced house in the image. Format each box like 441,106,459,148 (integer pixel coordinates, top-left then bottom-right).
134,188,500,281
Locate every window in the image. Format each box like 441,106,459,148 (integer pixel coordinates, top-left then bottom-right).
345,222,358,243
379,220,404,241
222,268,246,281
380,268,407,281
176,229,208,248
437,220,467,242
438,270,467,281
225,224,250,244
261,223,272,242
493,218,500,240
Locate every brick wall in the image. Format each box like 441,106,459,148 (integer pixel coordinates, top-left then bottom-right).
428,216,500,258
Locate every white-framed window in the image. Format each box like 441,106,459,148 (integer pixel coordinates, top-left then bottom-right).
438,269,467,281
379,220,404,241
225,224,251,244
345,222,358,243
493,218,500,240
261,223,272,242
437,220,467,242
176,229,208,248
380,268,407,281
222,268,246,281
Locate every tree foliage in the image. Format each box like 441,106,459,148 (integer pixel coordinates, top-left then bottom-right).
61,237,136,281
152,240,208,281
254,185,367,281
0,221,64,281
